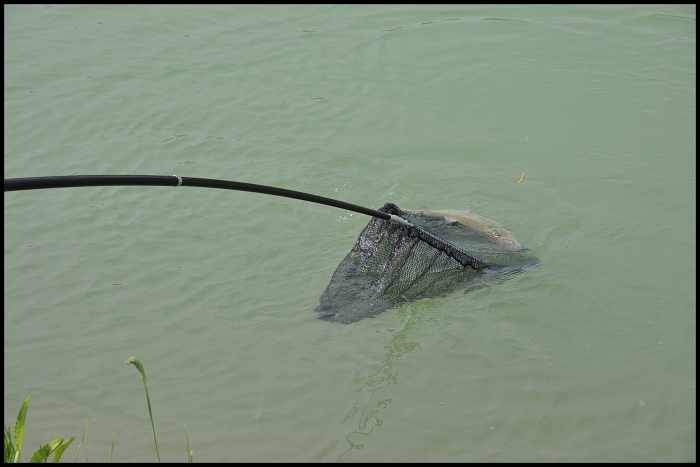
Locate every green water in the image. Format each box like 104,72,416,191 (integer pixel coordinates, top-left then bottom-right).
4,5,695,462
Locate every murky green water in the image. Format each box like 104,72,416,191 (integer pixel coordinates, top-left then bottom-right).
5,5,695,462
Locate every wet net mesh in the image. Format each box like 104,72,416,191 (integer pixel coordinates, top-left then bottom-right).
316,203,495,324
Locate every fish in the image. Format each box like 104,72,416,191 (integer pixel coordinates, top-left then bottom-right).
401,208,522,251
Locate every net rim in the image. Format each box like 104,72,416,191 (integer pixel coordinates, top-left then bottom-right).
380,203,492,271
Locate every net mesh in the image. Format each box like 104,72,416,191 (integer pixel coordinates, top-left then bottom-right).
316,203,495,324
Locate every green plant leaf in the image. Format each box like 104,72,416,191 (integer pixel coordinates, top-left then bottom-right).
29,437,63,463
51,436,75,463
13,397,30,463
4,425,17,463
29,448,49,463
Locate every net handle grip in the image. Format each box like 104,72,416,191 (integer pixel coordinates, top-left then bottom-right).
389,214,414,227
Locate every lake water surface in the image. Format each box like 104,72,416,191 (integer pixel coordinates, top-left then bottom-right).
4,5,695,462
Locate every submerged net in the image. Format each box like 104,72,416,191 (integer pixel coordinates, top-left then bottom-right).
316,203,496,324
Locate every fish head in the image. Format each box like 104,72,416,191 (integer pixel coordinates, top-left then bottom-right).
496,230,522,251
490,227,522,251
498,237,522,251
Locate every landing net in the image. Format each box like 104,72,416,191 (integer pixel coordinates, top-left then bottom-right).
317,203,495,324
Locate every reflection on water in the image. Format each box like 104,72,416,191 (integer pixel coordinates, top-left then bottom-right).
316,307,421,461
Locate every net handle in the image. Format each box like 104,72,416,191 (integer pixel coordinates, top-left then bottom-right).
4,175,414,226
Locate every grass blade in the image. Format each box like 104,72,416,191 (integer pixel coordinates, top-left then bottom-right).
126,356,160,463
109,426,114,463
184,424,193,463
142,383,160,462
72,415,90,463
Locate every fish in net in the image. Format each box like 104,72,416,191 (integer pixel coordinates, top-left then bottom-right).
316,203,536,324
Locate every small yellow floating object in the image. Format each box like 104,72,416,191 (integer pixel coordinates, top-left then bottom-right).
518,173,525,183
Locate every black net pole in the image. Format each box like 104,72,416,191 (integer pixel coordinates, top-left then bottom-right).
3,174,403,224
